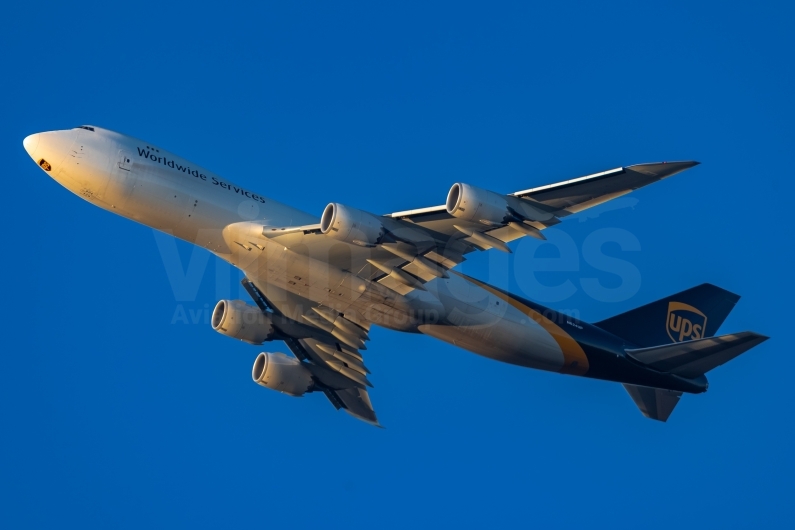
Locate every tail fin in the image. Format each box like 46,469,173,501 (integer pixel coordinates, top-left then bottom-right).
623,385,682,422
595,283,740,347
602,284,768,422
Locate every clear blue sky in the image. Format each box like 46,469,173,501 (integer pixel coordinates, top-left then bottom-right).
2,1,793,528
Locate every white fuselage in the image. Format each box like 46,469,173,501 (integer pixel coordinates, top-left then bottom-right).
23,126,585,374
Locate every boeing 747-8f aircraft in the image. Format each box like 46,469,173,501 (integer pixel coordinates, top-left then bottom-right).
23,126,767,425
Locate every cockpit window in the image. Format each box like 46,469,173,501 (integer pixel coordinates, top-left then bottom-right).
77,126,95,131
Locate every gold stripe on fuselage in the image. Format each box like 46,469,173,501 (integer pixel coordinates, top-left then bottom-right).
462,275,590,376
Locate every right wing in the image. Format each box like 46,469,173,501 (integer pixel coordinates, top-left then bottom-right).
241,278,381,426
287,337,379,426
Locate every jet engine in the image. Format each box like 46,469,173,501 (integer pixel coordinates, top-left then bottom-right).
252,352,314,396
446,182,513,225
446,182,556,227
320,203,385,247
211,300,275,344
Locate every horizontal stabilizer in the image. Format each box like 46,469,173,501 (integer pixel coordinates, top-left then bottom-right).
623,384,682,422
626,332,768,379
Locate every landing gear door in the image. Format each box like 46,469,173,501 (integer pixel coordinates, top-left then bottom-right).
118,150,132,171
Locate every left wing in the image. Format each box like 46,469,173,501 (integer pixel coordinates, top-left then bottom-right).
386,161,699,251
241,278,381,426
227,161,699,302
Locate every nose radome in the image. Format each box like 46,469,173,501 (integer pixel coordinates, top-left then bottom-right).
23,133,41,158
23,130,77,172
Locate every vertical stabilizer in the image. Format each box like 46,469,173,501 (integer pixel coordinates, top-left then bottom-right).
595,283,740,347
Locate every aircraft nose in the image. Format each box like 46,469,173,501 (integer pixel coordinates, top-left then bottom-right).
23,133,41,158
22,129,77,173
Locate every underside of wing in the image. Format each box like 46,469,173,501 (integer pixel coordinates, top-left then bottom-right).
224,162,697,300
230,215,467,299
386,161,699,254
241,278,381,426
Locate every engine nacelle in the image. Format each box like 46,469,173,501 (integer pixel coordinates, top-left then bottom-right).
320,203,385,247
211,300,275,345
252,352,314,396
446,182,512,225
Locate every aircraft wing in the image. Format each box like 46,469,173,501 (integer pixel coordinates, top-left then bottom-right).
229,161,698,299
285,337,379,425
240,279,380,426
385,161,699,248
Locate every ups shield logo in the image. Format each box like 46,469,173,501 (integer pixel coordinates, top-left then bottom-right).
666,302,707,343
